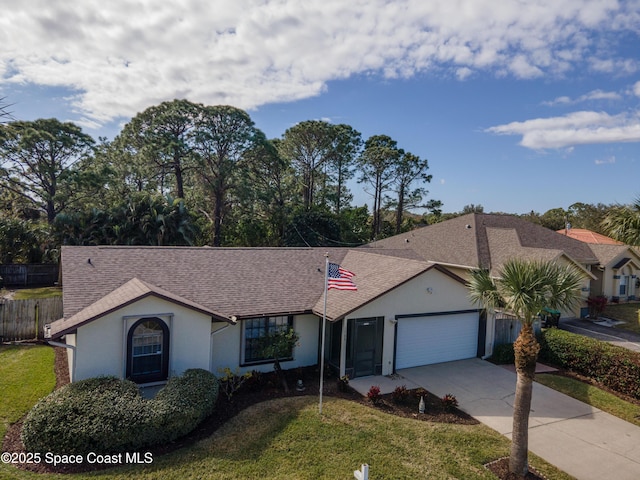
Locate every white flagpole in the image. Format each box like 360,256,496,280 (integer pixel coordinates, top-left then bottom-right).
319,253,329,414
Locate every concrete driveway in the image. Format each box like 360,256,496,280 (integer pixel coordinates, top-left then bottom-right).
398,359,640,480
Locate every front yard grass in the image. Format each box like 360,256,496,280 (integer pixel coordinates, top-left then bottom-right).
535,373,640,427
0,345,55,441
0,346,574,480
603,303,640,334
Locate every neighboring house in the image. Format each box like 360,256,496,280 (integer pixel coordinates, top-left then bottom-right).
364,213,597,318
582,245,640,302
47,246,486,384
556,227,623,245
556,228,640,302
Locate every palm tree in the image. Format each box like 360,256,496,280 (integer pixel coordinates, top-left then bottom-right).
468,259,585,478
602,196,640,246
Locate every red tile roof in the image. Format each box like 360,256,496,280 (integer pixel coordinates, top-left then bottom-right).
555,228,623,245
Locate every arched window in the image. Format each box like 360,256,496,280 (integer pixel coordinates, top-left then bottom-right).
126,317,169,384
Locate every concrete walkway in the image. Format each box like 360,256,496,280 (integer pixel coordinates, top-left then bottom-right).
352,359,640,480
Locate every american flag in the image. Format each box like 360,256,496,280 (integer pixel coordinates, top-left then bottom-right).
327,262,357,291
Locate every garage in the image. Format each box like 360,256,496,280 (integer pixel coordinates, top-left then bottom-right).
395,312,479,369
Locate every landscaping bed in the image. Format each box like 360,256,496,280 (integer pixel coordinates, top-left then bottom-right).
2,348,555,479
4,350,479,475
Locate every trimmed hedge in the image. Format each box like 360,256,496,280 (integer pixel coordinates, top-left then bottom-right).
538,329,640,400
490,343,515,364
21,368,218,455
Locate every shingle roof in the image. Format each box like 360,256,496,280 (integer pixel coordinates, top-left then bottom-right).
59,246,349,321
363,213,599,271
312,251,462,320
50,277,228,338
53,246,453,337
588,244,640,267
555,228,623,245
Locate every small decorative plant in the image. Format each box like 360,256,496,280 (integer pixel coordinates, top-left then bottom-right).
367,385,382,405
441,393,459,412
587,296,608,319
337,375,350,392
391,385,410,404
414,387,427,399
218,367,252,401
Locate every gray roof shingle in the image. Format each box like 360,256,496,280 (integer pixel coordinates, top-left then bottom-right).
363,213,599,271
52,246,458,337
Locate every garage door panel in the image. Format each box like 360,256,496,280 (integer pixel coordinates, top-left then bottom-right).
396,313,479,369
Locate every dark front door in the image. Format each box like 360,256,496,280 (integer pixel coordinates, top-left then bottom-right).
353,318,378,377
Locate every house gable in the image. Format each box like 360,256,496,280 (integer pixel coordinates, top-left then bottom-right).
49,277,230,339
363,213,599,271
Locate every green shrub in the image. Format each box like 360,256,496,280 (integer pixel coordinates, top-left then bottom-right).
21,369,218,455
538,329,640,400
490,343,515,364
391,385,410,404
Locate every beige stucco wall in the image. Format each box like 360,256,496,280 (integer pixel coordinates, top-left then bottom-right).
210,313,320,376
71,296,212,382
343,267,480,376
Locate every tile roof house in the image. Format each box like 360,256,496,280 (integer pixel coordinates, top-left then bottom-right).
49,246,484,384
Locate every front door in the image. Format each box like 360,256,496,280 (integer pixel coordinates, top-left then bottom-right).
353,318,378,377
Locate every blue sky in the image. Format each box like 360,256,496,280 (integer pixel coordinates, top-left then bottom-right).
1,1,639,214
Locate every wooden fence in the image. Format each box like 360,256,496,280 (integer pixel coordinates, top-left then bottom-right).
0,264,59,287
494,311,542,346
0,297,63,342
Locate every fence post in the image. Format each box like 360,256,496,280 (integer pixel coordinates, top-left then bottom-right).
35,302,39,340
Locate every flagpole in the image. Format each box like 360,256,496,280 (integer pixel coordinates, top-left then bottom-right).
319,253,329,415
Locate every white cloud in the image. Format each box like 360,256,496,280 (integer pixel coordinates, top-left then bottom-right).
634,81,640,97
595,156,616,165
487,110,640,149
0,0,637,125
440,179,446,185
543,89,622,106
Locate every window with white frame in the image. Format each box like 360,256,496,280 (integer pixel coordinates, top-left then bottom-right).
243,315,293,365
620,275,630,296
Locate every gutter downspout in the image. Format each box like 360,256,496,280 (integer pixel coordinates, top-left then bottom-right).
209,321,235,373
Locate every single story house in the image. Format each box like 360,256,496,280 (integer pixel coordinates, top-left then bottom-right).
556,228,640,302
364,213,596,317
47,246,486,385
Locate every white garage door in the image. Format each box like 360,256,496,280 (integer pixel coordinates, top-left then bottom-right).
396,312,479,369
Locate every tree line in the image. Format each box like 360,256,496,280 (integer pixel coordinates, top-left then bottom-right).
2,99,639,265
0,99,441,263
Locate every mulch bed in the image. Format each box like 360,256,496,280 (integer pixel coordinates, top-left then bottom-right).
3,347,533,478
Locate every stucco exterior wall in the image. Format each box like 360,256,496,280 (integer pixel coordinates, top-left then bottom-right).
343,268,479,376
71,296,212,382
210,313,320,375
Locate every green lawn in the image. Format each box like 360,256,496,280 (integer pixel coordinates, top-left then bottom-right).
535,373,640,427
0,346,574,480
11,287,62,300
0,345,56,440
603,303,640,334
